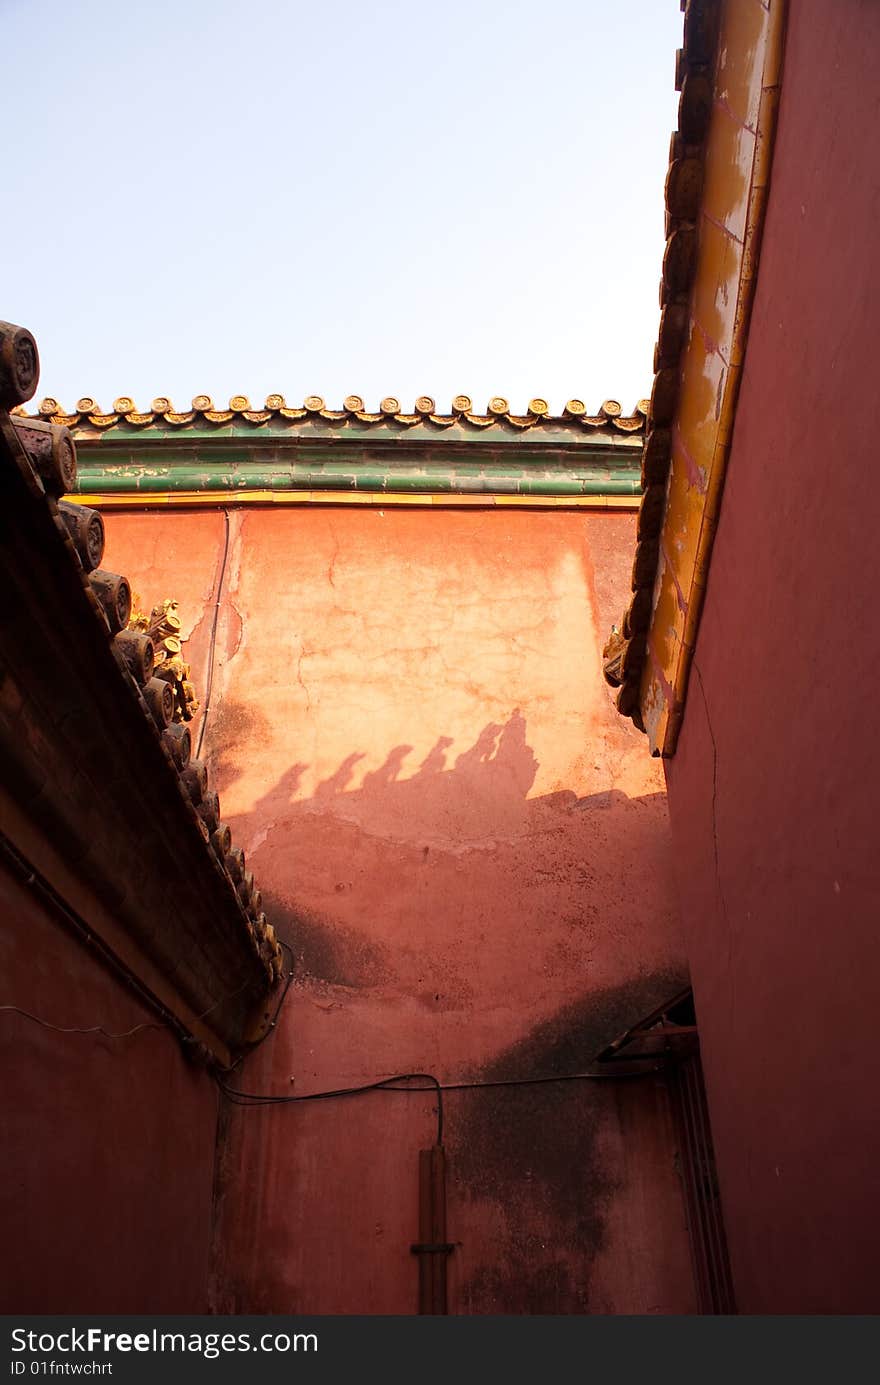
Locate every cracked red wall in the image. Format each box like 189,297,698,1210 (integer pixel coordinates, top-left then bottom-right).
665,0,880,1313
104,505,692,1313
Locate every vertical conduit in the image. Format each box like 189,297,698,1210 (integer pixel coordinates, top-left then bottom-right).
412,1147,453,1314
669,1054,736,1314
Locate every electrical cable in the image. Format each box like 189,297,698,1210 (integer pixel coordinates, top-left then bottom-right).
215,1060,661,1149
426,1070,657,1092
216,1069,445,1147
0,832,214,1051
195,507,231,760
2,845,652,1156
0,831,295,1058
212,939,297,1076
0,1005,164,1040
0,979,259,1046
3,976,656,1156
0,937,295,1063
217,1066,654,1104
262,939,296,1037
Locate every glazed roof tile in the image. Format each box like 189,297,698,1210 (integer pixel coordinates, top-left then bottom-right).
1,322,284,1056
605,0,722,733
19,393,649,436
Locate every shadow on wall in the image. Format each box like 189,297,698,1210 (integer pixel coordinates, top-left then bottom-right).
210,702,660,844
205,701,676,1002
207,704,687,1314
213,705,544,847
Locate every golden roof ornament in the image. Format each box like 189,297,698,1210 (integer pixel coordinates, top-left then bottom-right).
128,597,199,723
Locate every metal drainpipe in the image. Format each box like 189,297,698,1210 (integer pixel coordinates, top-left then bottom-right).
412,1147,454,1314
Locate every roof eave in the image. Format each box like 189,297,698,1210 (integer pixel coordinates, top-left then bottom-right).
0,408,277,1063
607,0,787,755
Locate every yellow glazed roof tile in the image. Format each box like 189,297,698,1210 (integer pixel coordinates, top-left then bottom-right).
16,394,650,438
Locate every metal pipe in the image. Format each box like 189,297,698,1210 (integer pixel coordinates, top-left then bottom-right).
413,1147,452,1314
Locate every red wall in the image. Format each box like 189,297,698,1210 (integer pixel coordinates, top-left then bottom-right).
104,504,693,1313
0,861,219,1312
665,0,880,1314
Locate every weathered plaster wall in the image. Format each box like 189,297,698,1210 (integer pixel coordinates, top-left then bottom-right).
104,506,691,1313
665,0,880,1314
0,859,218,1312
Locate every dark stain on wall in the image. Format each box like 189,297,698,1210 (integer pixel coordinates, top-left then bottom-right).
473,969,688,1083
204,697,271,795
454,968,687,1313
260,888,393,990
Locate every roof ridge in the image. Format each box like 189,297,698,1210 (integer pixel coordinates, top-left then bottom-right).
16,393,650,434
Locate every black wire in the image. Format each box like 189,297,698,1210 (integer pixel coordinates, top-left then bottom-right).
0,1005,164,1040
3,844,651,1155
433,1070,656,1092
0,832,221,1052
265,940,296,1034
1,827,296,1065
216,1069,445,1147
214,939,297,1076
4,971,654,1155
214,1061,662,1148
216,1065,656,1105
0,977,263,1047
0,825,290,1057
195,507,231,760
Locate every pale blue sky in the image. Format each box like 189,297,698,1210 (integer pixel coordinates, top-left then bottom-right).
3,0,682,415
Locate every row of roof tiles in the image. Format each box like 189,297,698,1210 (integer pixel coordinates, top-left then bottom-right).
605,0,721,733
22,394,649,434
6,394,284,1003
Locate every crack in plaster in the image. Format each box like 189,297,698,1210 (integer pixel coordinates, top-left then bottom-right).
326,521,341,590
296,645,315,713
692,660,734,993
